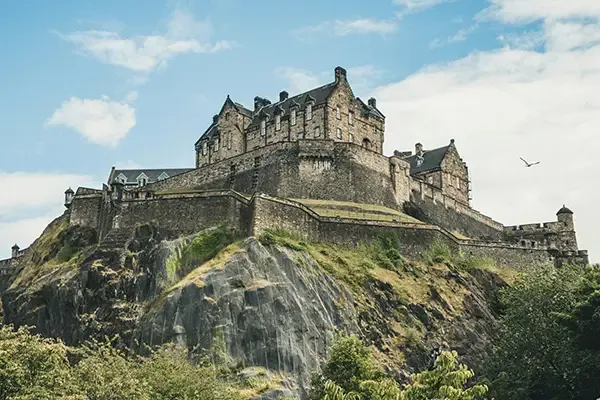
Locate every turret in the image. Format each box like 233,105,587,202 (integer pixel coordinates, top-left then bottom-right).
11,244,19,259
556,205,574,230
64,187,74,208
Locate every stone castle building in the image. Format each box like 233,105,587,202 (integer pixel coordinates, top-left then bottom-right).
0,66,589,283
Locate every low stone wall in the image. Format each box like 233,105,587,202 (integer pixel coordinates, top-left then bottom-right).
461,242,552,270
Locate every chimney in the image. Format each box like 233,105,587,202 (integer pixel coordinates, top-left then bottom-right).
415,143,423,155
254,96,261,112
213,114,219,124
368,97,377,108
11,244,19,259
334,66,347,82
279,91,289,102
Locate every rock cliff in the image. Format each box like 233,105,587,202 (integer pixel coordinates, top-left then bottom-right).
1,217,513,398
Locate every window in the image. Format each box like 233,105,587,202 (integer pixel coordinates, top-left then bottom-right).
225,112,229,121
306,103,312,120
227,132,232,150
291,109,297,126
456,177,460,189
137,177,148,187
260,119,266,136
349,133,354,142
336,105,340,119
275,114,281,131
214,137,219,151
348,111,354,125
202,142,208,155
315,126,321,138
336,128,342,139
427,176,433,184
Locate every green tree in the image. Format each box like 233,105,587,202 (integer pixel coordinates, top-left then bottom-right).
483,264,597,400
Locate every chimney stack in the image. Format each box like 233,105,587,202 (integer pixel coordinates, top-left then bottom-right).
334,66,347,82
279,91,289,102
368,97,377,108
213,114,219,124
11,244,19,259
415,143,423,155
254,96,261,112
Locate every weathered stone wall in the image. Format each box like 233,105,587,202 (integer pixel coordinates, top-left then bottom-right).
440,144,469,205
461,242,552,270
407,180,503,240
140,140,405,209
115,192,250,239
70,194,102,229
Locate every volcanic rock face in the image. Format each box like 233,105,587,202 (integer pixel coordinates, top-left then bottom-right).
2,220,507,398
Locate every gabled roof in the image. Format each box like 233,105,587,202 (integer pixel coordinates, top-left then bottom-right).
356,97,385,119
108,169,193,184
246,82,337,128
403,145,451,175
195,123,219,146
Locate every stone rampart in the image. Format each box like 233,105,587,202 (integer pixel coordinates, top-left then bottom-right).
135,140,407,209
70,193,102,229
408,179,504,240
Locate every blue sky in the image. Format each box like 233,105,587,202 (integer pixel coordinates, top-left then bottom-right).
1,0,599,261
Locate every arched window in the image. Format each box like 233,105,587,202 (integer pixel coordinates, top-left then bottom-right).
362,138,371,148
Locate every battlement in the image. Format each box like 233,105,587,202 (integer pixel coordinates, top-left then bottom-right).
504,221,565,234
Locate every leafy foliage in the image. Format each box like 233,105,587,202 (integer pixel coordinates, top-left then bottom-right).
311,335,486,400
0,325,243,400
482,264,600,400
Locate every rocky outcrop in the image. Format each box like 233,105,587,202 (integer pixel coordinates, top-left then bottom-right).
2,221,509,398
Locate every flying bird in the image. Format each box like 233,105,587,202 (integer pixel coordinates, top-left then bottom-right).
520,157,540,167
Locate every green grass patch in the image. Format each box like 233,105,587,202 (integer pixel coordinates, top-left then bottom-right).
421,240,454,265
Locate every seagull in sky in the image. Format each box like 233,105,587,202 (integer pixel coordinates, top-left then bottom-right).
520,157,540,167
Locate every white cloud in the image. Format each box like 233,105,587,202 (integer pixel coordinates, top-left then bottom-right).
57,9,234,76
46,95,136,147
293,18,397,39
277,65,384,95
430,23,479,48
394,0,454,16
479,0,600,23
373,16,600,261
0,172,98,259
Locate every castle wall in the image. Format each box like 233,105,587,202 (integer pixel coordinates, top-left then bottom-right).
70,193,102,229
440,145,469,205
407,180,504,240
461,242,552,270
116,192,250,239
140,140,406,209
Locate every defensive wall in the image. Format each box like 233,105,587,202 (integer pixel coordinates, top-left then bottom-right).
136,140,410,210
407,179,504,240
68,187,560,270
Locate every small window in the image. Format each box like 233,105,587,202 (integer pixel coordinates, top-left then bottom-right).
227,131,232,149
336,127,342,139
214,137,219,151
291,109,297,126
349,133,354,143
306,103,312,120
225,112,229,121
260,119,266,136
456,177,460,189
336,105,340,119
315,126,321,138
348,111,354,125
138,177,147,187
427,176,433,184
275,114,281,131
202,142,208,155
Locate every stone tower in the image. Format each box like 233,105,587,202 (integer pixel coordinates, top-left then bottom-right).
556,205,578,252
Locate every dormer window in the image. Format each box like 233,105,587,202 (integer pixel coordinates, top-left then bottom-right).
137,173,149,187
202,141,208,155
291,109,297,126
348,111,354,125
116,173,127,184
306,103,312,121
260,119,266,136
336,105,340,119
275,114,281,131
157,172,169,181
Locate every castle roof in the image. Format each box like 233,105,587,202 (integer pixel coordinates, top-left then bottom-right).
557,205,574,215
403,145,451,175
246,82,338,129
108,168,193,185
